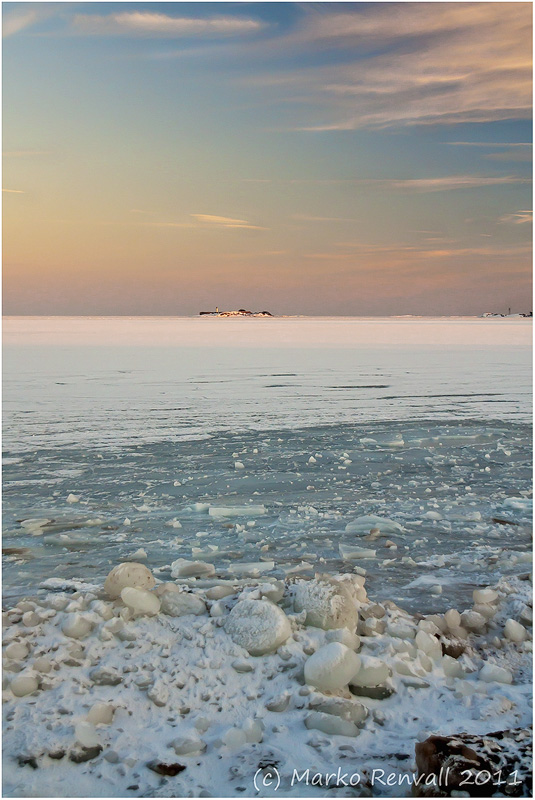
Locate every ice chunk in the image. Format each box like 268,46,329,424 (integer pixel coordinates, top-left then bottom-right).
87,703,115,725
171,734,206,755
226,561,275,576
208,505,266,518
479,663,513,684
504,619,527,643
160,590,206,617
293,578,359,631
170,559,215,579
345,515,403,534
339,544,376,560
304,643,361,691
61,613,94,640
473,588,498,604
350,655,391,688
120,587,160,616
304,712,359,737
104,562,155,599
10,673,38,697
224,599,291,656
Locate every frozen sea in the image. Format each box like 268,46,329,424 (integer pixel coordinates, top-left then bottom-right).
3,316,532,610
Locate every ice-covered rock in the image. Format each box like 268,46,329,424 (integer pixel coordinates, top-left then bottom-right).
345,515,402,534
479,663,513,684
61,613,94,640
10,672,38,697
159,590,206,617
293,578,359,631
304,711,359,737
304,643,361,692
504,619,527,643
350,655,391,688
224,599,291,656
205,585,236,600
104,562,155,598
120,587,160,616
170,559,215,579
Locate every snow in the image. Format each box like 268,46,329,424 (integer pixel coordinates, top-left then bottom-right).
2,316,532,796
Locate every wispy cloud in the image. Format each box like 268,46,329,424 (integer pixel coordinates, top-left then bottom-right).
243,174,530,192
140,214,267,231
2,188,25,194
357,175,531,192
191,214,267,230
72,12,264,38
499,210,533,224
245,3,531,131
446,142,532,148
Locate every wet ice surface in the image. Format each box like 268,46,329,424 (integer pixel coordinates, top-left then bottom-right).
3,420,532,612
3,316,532,611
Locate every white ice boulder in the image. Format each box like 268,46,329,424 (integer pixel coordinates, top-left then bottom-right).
170,559,216,579
224,599,291,656
350,655,391,688
75,721,100,748
345,515,402,535
504,619,527,643
325,628,361,650
304,642,361,692
479,663,513,684
61,613,94,640
171,734,206,756
87,703,115,725
415,630,442,661
10,672,38,697
120,587,160,616
473,588,498,605
160,590,206,617
5,641,30,660
460,611,487,632
293,578,359,631
104,562,155,598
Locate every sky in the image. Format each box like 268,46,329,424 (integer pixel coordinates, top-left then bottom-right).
2,1,533,316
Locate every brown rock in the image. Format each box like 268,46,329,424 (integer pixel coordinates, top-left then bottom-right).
414,728,532,797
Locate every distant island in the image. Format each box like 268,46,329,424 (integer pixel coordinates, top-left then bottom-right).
199,307,273,317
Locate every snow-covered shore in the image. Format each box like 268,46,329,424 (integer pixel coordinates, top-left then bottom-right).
2,562,532,797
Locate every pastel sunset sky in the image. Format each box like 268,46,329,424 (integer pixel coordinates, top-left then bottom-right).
3,2,532,315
